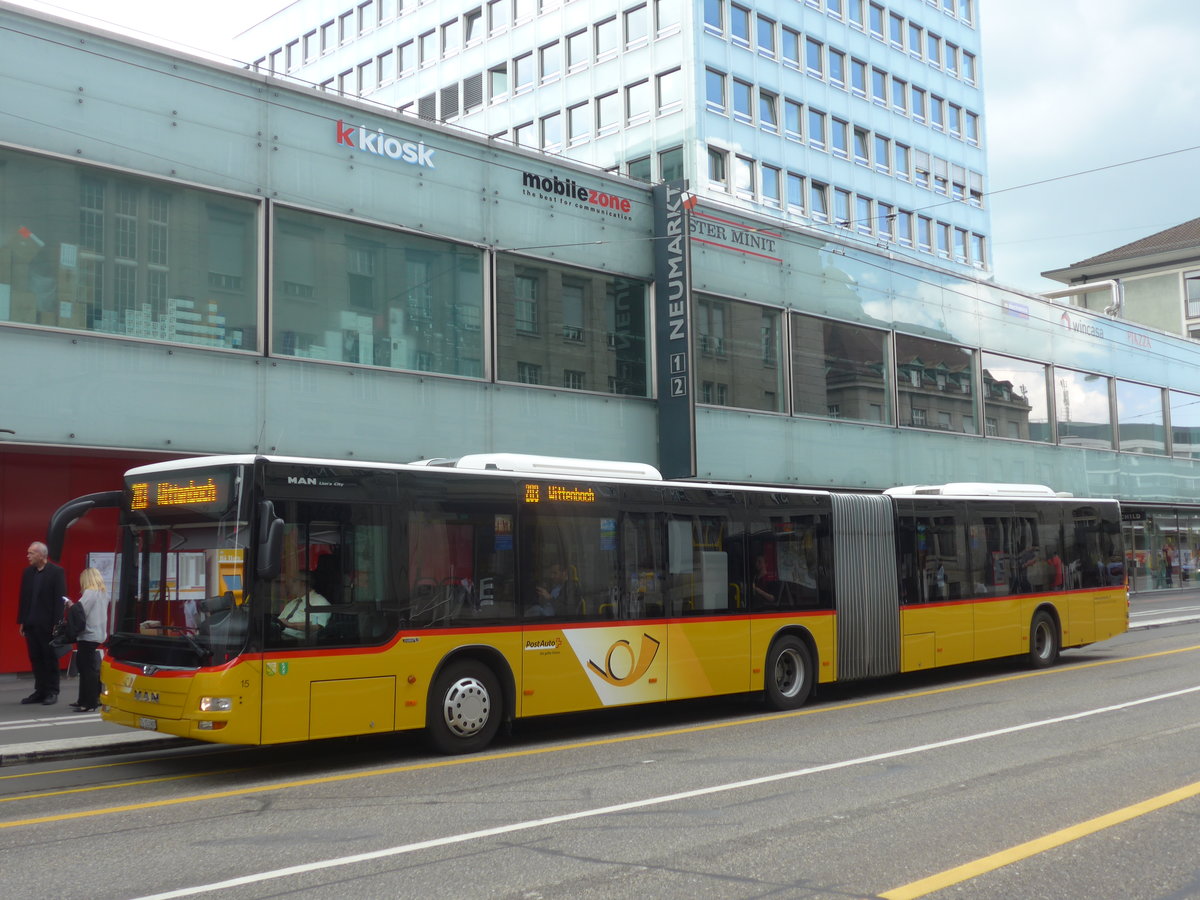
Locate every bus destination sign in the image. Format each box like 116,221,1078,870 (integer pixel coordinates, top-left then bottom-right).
523,483,596,504
128,471,232,512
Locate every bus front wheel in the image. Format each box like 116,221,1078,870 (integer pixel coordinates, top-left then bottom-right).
427,660,503,754
1028,611,1060,669
764,635,814,710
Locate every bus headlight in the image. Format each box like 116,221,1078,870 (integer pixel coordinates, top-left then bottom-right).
199,696,233,712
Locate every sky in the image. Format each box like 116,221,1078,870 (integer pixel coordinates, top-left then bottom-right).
8,0,1200,295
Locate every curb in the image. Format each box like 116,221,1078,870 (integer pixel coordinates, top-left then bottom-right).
0,731,193,767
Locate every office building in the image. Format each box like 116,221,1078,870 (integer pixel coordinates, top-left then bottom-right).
236,0,990,272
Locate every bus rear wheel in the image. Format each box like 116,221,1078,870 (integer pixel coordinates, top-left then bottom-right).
764,635,814,710
427,660,503,754
1028,610,1060,669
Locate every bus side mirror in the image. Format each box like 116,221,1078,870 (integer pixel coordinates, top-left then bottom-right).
255,501,284,580
47,490,123,562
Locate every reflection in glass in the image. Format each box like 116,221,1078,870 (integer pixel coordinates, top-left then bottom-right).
895,334,976,433
496,255,649,396
981,353,1049,442
694,296,784,412
1116,381,1165,455
1169,390,1200,459
0,146,258,350
273,207,485,377
791,314,890,424
1055,368,1113,449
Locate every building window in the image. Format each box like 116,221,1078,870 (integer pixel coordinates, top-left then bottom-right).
539,41,561,81
708,146,728,190
659,146,684,182
830,118,849,157
806,37,824,77
563,369,585,390
850,58,867,96
515,274,539,333
596,91,620,132
540,112,562,151
703,0,723,32
657,67,682,112
729,3,750,45
756,14,775,55
734,155,755,199
517,362,541,385
732,79,752,121
626,79,651,123
853,127,870,166
762,164,781,207
561,105,588,147
595,17,618,57
567,29,588,68
1186,272,1200,318
829,48,845,85
625,3,649,46
810,181,830,222
706,68,726,110
871,68,887,105
759,90,778,131
784,99,802,139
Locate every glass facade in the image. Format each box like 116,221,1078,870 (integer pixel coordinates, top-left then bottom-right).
791,313,890,424
981,353,1048,442
1055,368,1113,450
895,334,976,434
272,207,485,375
0,147,258,351
694,295,785,412
495,254,650,396
1116,380,1165,455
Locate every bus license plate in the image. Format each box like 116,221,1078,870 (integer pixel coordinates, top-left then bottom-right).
137,717,158,731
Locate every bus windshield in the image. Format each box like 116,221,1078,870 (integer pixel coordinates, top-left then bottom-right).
109,465,251,667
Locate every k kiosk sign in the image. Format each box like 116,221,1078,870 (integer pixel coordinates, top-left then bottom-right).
653,181,695,480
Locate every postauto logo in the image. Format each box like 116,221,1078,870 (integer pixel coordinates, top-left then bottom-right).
335,120,435,168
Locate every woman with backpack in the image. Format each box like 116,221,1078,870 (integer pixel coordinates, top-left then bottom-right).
71,568,109,713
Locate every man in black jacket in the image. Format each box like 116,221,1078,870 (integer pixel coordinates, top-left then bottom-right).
17,542,66,705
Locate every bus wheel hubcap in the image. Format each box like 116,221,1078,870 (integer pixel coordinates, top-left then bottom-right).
443,677,491,737
776,648,803,698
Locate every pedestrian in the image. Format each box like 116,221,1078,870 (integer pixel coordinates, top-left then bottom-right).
16,541,67,706
71,567,109,712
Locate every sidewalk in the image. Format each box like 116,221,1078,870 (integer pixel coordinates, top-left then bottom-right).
0,673,188,766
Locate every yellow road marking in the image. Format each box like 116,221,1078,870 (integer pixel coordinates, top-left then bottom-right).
0,769,248,804
2,642,1197,829
881,779,1200,899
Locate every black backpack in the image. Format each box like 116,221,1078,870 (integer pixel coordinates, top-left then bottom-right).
63,601,87,642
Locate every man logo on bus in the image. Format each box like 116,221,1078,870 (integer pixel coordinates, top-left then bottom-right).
586,633,661,687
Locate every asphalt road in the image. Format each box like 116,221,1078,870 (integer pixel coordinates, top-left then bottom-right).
1,615,1199,899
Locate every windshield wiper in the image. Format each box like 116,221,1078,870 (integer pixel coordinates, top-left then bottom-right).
159,625,214,662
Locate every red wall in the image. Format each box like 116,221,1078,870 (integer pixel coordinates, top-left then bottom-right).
0,450,173,674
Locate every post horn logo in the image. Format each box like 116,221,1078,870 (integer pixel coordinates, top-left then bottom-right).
586,633,661,686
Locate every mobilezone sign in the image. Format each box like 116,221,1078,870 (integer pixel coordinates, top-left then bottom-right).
335,120,435,168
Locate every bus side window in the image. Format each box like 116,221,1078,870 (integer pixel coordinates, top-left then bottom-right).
406,508,517,626
665,514,734,615
619,512,664,619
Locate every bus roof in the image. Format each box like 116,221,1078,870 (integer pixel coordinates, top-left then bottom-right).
884,483,1069,498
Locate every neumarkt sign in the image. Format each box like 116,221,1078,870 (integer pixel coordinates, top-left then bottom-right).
652,180,695,480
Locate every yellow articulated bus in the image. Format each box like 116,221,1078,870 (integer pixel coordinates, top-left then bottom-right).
47,454,1128,754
